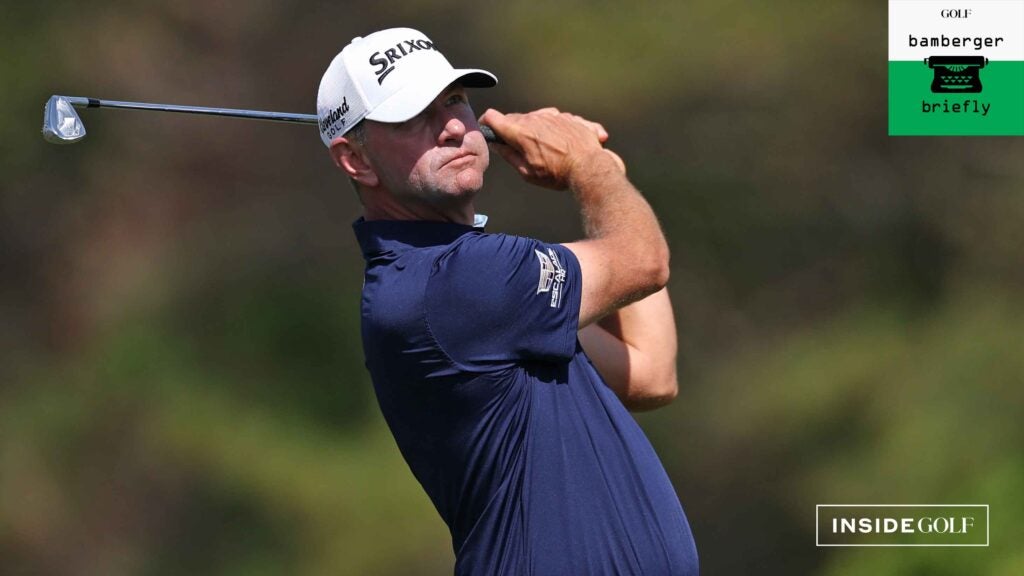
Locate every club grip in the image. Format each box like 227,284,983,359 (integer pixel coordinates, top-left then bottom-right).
479,125,504,144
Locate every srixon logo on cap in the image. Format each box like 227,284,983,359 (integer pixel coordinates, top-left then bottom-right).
369,39,436,85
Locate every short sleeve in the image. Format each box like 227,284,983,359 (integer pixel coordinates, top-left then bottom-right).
425,233,581,370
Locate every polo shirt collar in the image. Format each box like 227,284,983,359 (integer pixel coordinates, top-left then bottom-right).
353,214,488,259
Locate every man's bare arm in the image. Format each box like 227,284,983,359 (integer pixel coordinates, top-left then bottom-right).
479,108,670,328
578,288,678,411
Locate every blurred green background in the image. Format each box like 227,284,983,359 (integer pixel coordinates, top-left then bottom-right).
2,1,1022,574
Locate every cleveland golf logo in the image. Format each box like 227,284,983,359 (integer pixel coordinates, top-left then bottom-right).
369,39,437,85
888,0,1023,136
319,97,350,134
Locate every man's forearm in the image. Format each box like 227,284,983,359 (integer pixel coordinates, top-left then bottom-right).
579,287,679,411
568,152,670,315
571,152,668,260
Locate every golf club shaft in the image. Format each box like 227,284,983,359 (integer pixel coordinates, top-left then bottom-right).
64,97,317,125
61,96,502,142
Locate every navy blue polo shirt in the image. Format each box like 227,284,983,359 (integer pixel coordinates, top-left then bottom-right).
354,217,698,575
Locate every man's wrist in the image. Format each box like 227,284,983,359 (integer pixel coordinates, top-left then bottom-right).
567,150,628,195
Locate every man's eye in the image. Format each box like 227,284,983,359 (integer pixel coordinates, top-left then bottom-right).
446,93,468,106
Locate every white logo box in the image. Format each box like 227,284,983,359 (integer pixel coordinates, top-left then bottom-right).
816,504,990,547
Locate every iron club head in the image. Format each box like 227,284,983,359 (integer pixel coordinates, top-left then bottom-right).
42,95,86,144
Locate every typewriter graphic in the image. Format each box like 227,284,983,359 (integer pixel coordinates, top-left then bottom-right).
924,56,988,93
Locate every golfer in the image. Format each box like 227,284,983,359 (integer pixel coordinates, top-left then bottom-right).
318,27,698,575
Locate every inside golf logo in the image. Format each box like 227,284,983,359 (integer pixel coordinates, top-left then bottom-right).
817,505,989,547
888,0,1024,136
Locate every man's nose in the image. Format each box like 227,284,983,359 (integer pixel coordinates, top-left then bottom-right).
437,114,467,145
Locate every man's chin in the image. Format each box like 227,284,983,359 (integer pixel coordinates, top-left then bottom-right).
453,169,485,195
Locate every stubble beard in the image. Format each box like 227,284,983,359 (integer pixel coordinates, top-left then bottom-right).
409,151,488,205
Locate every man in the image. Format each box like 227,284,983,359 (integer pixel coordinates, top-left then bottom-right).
317,27,698,575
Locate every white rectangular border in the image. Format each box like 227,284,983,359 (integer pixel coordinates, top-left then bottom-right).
816,504,990,547
889,0,1024,61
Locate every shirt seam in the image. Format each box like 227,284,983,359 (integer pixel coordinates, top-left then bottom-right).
423,236,491,375
556,245,582,358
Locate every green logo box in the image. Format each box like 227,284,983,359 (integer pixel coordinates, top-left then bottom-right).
889,60,1024,135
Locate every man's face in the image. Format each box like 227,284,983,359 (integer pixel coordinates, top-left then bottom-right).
362,83,489,205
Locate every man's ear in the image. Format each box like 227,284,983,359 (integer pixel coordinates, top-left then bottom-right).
329,137,379,188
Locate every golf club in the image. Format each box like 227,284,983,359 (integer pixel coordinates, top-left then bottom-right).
41,95,502,145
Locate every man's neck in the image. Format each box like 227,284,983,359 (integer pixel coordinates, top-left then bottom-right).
362,191,475,225
363,205,474,225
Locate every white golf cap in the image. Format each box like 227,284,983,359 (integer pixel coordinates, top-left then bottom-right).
317,27,497,147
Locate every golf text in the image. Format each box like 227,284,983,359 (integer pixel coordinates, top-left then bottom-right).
941,9,972,18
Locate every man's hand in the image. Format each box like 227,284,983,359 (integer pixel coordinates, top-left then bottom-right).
479,108,625,190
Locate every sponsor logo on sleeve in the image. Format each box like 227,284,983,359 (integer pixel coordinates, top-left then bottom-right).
535,248,567,308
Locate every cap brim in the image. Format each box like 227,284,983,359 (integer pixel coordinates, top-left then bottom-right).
365,68,497,124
